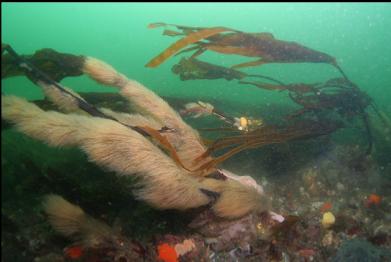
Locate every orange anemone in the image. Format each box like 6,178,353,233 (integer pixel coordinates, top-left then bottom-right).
64,246,83,259
366,194,382,207
157,243,178,262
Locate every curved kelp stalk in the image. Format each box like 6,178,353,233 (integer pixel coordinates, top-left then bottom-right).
360,109,373,155
137,125,196,172
370,102,391,130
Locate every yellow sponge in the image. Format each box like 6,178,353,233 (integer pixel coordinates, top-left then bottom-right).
322,211,335,229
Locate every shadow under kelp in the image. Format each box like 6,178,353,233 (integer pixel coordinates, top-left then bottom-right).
219,133,336,179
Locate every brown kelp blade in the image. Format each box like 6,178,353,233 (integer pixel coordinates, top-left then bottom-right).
146,27,237,68
138,126,192,172
174,45,201,57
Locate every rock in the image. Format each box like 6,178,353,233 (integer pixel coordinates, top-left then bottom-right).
322,230,340,248
336,183,345,191
331,238,391,262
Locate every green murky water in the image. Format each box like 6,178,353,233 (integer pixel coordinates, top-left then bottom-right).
2,3,391,261
2,3,391,109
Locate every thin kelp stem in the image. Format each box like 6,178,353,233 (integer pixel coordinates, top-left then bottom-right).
333,63,349,81
211,108,236,125
195,143,253,172
198,127,240,132
246,74,286,85
359,109,373,155
194,119,341,172
199,128,275,157
139,126,195,172
196,135,290,172
370,103,391,129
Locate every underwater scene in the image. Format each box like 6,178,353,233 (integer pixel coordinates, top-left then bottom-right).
2,2,391,262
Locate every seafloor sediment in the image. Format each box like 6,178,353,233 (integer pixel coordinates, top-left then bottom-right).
2,96,390,261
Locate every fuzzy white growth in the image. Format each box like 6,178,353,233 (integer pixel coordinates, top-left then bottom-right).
116,80,213,171
43,194,87,236
79,119,210,209
43,194,113,245
2,95,210,210
99,108,162,129
3,56,269,219
82,57,128,87
1,95,84,147
38,79,161,129
202,179,269,219
82,57,210,170
39,81,86,114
